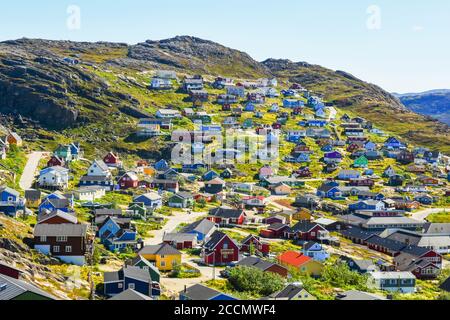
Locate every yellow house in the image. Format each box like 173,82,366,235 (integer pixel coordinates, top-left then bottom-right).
138,243,182,272
278,251,323,277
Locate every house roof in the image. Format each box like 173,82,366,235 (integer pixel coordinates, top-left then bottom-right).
206,177,225,185
109,288,153,300
203,231,236,251
336,290,386,300
365,236,406,252
340,227,376,240
0,274,57,300
369,271,415,280
209,207,244,219
181,219,216,235
24,189,41,200
236,256,275,272
163,233,197,243
33,223,88,237
134,192,162,202
423,223,450,234
270,284,306,300
289,220,323,233
92,160,109,172
0,186,20,197
80,175,112,182
138,243,181,256
123,266,152,283
37,209,78,225
440,276,450,292
180,284,224,300
278,251,312,267
303,241,321,251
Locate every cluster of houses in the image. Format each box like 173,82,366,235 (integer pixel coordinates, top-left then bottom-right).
1,69,450,301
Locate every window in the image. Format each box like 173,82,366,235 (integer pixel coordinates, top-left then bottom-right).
160,261,166,267
128,283,135,290
56,236,68,242
53,246,60,253
118,283,123,289
40,236,47,242
65,246,72,253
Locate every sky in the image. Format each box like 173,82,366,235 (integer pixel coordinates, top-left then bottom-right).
1,0,449,93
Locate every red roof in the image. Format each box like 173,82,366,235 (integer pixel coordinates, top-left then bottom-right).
278,251,311,267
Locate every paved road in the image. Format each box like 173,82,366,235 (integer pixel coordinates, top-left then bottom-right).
145,210,208,245
19,152,48,190
411,208,449,222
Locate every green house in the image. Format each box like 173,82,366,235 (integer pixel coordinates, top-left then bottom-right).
128,202,148,217
54,144,72,162
128,255,161,283
354,156,369,168
168,192,194,208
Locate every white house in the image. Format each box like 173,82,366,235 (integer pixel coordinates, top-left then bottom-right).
88,160,111,177
226,85,246,97
156,109,182,119
367,272,416,294
38,166,69,189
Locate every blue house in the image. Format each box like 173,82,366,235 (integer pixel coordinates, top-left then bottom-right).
182,163,207,173
358,193,385,201
154,159,169,171
99,217,137,252
307,120,327,127
202,170,219,182
133,192,163,210
0,187,25,217
283,99,304,108
244,103,255,112
364,141,377,151
384,137,405,149
69,143,82,160
349,200,385,212
317,183,342,199
104,266,160,298
38,194,70,215
302,242,329,262
180,284,237,301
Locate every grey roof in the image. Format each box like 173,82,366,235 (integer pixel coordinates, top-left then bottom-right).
38,210,78,224
0,274,57,300
109,288,153,300
25,189,41,200
92,159,109,171
336,290,386,300
103,270,122,283
33,223,88,237
181,218,216,235
123,266,152,283
80,175,112,182
236,256,276,272
209,207,244,219
138,243,182,256
180,284,222,300
270,284,305,300
163,233,197,243
424,223,450,234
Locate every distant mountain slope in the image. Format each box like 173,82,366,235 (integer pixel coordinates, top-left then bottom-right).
0,36,449,154
394,90,450,125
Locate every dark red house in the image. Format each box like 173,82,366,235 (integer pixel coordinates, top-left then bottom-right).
0,262,23,279
118,172,139,189
285,220,329,241
240,235,270,255
208,207,246,226
202,231,239,266
260,223,290,239
104,152,121,167
47,156,65,168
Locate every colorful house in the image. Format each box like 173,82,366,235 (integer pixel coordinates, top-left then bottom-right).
138,243,182,271
353,156,369,168
202,231,240,266
302,242,329,262
278,251,323,277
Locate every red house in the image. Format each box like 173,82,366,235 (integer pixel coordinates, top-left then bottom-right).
118,172,139,189
208,207,246,226
202,231,239,266
285,220,329,241
104,152,122,167
260,223,290,239
0,262,23,279
47,156,65,168
240,235,270,255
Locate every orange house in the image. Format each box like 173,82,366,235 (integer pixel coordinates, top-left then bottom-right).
278,251,323,277
7,132,23,146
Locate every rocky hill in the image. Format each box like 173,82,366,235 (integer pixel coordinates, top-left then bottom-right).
394,90,450,126
0,36,449,154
